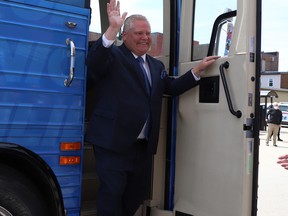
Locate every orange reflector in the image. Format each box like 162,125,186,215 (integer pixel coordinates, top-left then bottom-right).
60,142,81,151
60,156,81,165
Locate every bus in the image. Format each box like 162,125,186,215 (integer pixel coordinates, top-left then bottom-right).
0,0,261,215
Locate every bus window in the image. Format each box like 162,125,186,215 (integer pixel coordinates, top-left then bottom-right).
89,1,101,39
193,0,236,60
207,10,237,57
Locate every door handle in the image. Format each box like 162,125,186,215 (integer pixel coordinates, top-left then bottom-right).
219,61,242,118
64,38,75,87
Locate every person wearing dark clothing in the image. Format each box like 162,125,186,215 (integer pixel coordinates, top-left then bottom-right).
266,102,282,146
278,129,283,141
85,0,219,215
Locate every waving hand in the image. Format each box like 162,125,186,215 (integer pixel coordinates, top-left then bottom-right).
105,0,128,40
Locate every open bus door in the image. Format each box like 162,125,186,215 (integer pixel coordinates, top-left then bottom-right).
149,0,261,215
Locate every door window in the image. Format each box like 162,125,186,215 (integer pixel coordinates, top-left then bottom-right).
193,0,237,60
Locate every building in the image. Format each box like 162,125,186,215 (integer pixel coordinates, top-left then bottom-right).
261,51,288,103
261,51,279,71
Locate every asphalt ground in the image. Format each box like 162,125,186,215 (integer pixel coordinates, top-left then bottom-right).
257,126,288,216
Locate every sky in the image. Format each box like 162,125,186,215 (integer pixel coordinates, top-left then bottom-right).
90,0,288,71
90,0,163,33
262,0,288,71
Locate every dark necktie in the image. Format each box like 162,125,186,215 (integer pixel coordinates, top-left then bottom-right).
137,56,151,139
137,56,151,95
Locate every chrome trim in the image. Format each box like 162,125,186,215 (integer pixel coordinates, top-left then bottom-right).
64,38,75,87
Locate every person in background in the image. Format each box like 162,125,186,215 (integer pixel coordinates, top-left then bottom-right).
270,126,283,141
277,127,283,141
85,0,219,215
267,103,283,141
265,102,282,147
277,154,288,170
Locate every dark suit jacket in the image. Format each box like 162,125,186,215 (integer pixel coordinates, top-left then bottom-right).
85,36,198,155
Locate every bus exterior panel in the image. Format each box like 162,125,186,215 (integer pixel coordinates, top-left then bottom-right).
0,0,90,215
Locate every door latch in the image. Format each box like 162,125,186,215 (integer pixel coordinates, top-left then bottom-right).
243,118,254,138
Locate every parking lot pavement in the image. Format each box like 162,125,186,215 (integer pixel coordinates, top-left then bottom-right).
257,127,288,216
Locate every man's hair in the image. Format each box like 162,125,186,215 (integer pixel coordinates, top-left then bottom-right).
123,14,150,32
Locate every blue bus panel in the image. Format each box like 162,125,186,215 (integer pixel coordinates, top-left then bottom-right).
0,0,90,215
46,0,90,8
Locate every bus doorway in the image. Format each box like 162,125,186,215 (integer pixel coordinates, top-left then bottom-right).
86,0,262,215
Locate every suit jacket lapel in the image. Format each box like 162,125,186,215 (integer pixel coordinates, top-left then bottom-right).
119,44,150,96
146,55,158,96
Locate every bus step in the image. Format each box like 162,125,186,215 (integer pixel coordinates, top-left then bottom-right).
83,143,96,173
81,200,97,216
82,142,98,214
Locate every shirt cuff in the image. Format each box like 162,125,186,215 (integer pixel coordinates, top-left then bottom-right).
191,69,201,81
102,34,115,48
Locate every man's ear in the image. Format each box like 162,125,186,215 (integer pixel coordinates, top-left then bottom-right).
122,31,126,40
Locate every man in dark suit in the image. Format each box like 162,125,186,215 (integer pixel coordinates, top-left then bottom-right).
85,0,219,215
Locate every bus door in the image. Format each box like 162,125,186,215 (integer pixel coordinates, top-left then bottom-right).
150,0,261,215
173,0,261,215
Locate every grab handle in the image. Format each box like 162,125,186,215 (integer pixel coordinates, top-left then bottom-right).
219,61,242,118
64,38,75,87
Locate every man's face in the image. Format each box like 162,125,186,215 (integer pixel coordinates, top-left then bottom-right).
122,20,152,56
